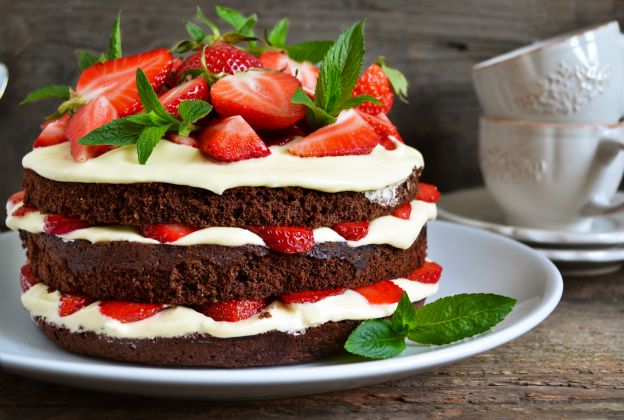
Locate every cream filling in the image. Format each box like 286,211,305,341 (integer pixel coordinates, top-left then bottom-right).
22,140,424,195
6,200,437,250
21,279,439,339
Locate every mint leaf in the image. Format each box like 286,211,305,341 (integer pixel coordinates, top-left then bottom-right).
337,94,380,112
344,319,406,359
391,293,417,334
378,57,408,103
178,100,212,123
135,69,175,122
108,11,122,59
286,40,333,64
136,125,171,164
185,21,207,43
291,88,335,127
268,18,289,47
77,50,103,70
78,117,145,146
407,294,517,345
20,85,71,104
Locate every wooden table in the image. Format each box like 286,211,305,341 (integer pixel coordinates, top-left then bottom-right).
1,270,622,418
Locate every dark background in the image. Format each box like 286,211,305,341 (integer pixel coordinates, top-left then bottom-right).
1,0,623,203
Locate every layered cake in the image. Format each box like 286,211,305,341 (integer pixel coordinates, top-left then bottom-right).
6,11,442,367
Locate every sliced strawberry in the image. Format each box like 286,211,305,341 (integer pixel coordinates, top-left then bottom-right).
416,183,441,203
99,301,165,323
355,110,403,150
43,215,89,235
166,133,199,148
259,51,319,91
65,97,119,163
198,298,266,322
353,63,394,115
211,70,306,131
392,202,412,220
157,77,209,117
166,57,183,87
198,116,270,162
379,136,398,150
8,191,25,207
141,223,198,243
332,221,370,241
33,114,71,148
59,294,94,317
176,41,262,79
248,226,315,254
354,280,404,304
406,261,443,284
288,109,380,157
76,48,173,116
281,288,346,304
12,204,37,217
259,125,305,147
19,262,37,292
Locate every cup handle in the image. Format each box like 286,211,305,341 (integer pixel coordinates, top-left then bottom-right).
580,138,624,215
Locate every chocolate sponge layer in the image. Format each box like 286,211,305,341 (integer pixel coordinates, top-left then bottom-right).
22,168,420,229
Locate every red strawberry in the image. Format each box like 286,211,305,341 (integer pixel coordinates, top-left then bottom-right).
157,77,209,117
355,110,403,151
406,261,443,284
176,41,262,79
43,215,89,235
259,125,306,147
281,288,346,304
65,97,119,162
288,109,380,157
379,136,398,151
353,63,394,115
33,114,71,148
8,191,25,206
166,57,184,87
416,183,441,203
354,280,404,304
198,298,266,322
141,223,198,243
166,133,199,148
198,116,271,162
392,203,412,220
99,301,165,323
259,51,319,91
332,221,370,241
248,226,315,254
211,70,306,131
19,262,37,292
12,204,37,217
59,294,94,317
76,48,173,116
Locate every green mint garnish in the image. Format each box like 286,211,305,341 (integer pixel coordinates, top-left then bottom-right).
79,69,212,164
345,292,517,359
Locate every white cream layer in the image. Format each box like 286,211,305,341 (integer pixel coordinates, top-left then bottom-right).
6,200,437,250
22,279,439,339
22,140,423,195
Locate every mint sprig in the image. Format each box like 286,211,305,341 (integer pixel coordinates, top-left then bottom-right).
79,69,212,164
264,18,332,64
291,20,379,129
345,293,517,359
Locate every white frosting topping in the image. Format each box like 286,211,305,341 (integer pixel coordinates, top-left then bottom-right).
21,141,424,194
21,279,439,339
6,200,437,250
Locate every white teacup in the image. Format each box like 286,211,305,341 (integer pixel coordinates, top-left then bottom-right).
472,21,624,124
479,115,624,232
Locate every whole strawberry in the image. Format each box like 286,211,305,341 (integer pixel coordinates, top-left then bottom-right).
176,41,262,80
353,63,394,115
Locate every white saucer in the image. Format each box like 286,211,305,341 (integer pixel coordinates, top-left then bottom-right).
0,222,562,400
438,188,624,246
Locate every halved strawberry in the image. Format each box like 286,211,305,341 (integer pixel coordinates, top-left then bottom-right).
260,125,305,147
176,41,262,80
19,262,37,292
59,294,94,317
76,48,173,116
166,57,184,87
355,110,403,151
416,183,441,203
332,221,370,241
379,136,399,151
392,202,412,220
8,191,25,207
141,223,198,243
288,109,380,157
281,288,346,304
199,116,271,162
259,51,319,91
198,298,266,322
65,97,119,162
248,226,315,254
157,77,209,117
211,70,306,131
33,114,71,148
43,215,89,235
353,63,394,115
12,204,37,217
166,133,199,148
406,261,443,284
354,280,404,304
99,301,165,323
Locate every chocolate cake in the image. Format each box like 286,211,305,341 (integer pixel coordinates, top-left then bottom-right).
7,10,442,367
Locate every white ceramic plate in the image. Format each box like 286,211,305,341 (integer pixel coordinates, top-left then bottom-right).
0,221,562,400
438,187,624,245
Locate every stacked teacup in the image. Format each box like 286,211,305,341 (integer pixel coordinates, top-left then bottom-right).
472,21,624,234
